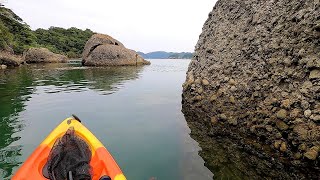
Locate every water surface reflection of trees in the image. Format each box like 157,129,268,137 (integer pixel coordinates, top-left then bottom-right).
0,63,144,178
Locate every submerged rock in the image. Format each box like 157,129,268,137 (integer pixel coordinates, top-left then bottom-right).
82,34,150,66
304,146,319,160
24,48,67,63
182,0,319,178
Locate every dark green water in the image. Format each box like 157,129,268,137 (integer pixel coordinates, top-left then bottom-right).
0,59,213,179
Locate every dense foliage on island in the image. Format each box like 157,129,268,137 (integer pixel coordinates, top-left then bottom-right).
0,6,37,54
138,51,193,59
34,27,94,58
0,6,94,58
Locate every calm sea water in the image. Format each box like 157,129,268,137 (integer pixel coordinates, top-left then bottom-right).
0,59,213,179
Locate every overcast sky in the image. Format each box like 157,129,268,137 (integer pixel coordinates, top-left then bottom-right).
6,0,217,53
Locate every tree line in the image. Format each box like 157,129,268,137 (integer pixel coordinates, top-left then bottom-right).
0,7,94,58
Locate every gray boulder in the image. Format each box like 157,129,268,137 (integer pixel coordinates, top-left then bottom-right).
82,34,150,66
24,48,68,63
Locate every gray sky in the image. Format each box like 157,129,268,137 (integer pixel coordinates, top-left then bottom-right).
6,0,217,53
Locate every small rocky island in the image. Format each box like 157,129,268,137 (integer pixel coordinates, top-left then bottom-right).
82,34,150,66
182,0,319,179
0,6,149,68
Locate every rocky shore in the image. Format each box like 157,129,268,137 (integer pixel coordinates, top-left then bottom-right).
0,52,23,68
182,0,320,178
0,47,68,70
24,47,68,63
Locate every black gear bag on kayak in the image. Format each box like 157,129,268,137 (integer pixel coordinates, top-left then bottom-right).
45,128,92,180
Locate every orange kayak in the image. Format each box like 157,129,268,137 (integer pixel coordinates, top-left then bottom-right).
12,116,126,180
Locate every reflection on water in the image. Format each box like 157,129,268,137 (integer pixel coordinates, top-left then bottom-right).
0,67,34,178
0,63,144,179
0,59,213,179
19,63,143,94
182,106,308,179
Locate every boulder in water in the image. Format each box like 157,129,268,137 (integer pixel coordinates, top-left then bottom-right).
82,34,150,66
24,48,68,63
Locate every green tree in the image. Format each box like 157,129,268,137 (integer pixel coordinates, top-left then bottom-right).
34,27,94,58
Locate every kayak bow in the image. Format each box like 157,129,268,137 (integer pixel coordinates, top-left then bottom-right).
12,117,126,180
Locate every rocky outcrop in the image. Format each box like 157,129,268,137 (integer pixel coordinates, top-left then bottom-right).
0,51,23,67
82,34,150,66
182,0,320,179
24,48,68,63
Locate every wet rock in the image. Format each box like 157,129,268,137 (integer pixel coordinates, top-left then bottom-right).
301,81,313,90
293,125,308,140
305,56,320,68
265,125,273,132
228,79,236,85
229,96,235,104
304,110,312,118
210,94,217,102
195,79,201,84
276,109,287,119
0,64,7,69
202,79,209,85
309,70,320,80
197,87,204,94
290,109,301,118
304,146,319,160
218,114,227,121
280,142,287,152
309,129,320,141
283,58,291,66
294,152,302,160
227,117,238,126
310,115,320,122
299,143,307,151
300,100,310,110
195,95,202,101
211,117,218,124
276,120,289,131
274,140,282,149
230,86,237,92
185,73,194,87
281,99,291,109
292,118,304,124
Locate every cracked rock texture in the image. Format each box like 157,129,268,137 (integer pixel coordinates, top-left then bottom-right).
82,34,150,66
182,0,320,179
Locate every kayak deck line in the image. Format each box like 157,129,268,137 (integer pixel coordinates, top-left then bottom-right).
12,117,126,180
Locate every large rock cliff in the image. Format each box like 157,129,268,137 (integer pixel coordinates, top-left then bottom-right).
182,0,320,179
82,34,150,66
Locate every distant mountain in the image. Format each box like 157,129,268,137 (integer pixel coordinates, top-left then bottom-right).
137,51,193,59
